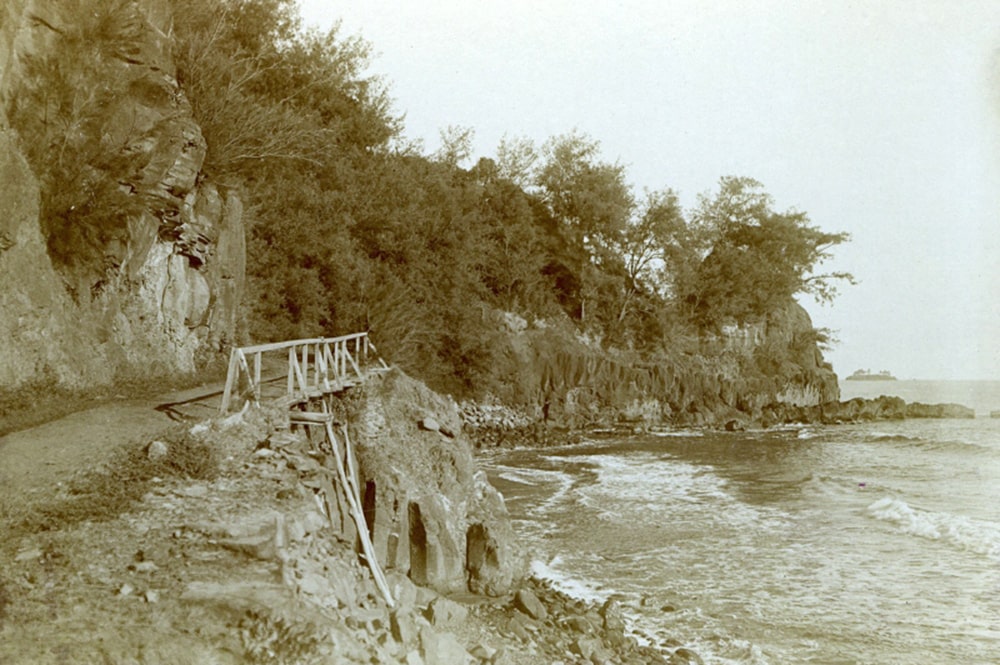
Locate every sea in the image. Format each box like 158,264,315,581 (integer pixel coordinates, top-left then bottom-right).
482,380,1000,664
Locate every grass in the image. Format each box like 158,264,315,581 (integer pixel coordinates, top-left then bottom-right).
10,428,221,535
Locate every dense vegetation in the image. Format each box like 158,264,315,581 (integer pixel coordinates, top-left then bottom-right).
169,0,852,398
9,0,852,401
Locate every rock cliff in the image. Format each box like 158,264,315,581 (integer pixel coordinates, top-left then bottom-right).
347,369,520,596
484,301,839,431
0,0,243,393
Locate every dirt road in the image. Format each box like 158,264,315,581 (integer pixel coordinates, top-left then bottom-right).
0,386,224,499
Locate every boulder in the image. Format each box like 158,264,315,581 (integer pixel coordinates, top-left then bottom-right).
513,588,547,621
599,598,626,633
419,417,441,432
146,440,169,461
905,402,975,419
348,370,519,596
419,626,472,665
669,647,704,665
426,596,468,629
391,609,418,646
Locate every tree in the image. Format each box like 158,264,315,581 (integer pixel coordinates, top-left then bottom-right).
679,177,853,330
536,131,633,252
495,134,538,188
534,131,634,323
433,125,475,167
609,188,685,326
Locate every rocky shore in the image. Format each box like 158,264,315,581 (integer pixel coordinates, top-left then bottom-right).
460,393,978,452
0,370,702,664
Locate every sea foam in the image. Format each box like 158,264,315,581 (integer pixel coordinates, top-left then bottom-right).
867,497,1000,559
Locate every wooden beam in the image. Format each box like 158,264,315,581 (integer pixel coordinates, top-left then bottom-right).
325,421,394,607
220,349,240,413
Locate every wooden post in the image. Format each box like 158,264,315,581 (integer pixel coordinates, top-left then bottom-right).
235,349,254,408
220,349,240,414
287,347,295,396
325,421,394,607
253,352,262,402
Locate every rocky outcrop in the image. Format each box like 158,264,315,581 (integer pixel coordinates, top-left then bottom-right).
762,395,976,425
468,301,839,433
0,0,243,392
347,369,520,596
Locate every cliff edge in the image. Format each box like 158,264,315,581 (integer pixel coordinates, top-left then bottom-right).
0,0,244,395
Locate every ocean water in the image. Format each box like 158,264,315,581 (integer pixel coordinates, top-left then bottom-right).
482,381,1000,664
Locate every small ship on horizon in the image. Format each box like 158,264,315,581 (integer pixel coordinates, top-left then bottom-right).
845,369,898,381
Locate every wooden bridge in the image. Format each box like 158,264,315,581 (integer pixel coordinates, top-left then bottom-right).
218,332,394,605
219,332,388,414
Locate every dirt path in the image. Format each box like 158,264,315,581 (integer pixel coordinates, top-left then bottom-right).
0,386,224,500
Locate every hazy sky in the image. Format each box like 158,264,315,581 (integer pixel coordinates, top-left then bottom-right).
299,0,1000,380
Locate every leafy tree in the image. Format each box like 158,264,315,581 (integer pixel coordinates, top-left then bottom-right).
495,134,538,188
680,177,854,330
534,131,634,323
536,131,633,252
433,125,476,167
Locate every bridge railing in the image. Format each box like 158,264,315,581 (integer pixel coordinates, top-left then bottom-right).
219,332,387,414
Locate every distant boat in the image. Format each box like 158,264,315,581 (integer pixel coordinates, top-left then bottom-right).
845,369,898,381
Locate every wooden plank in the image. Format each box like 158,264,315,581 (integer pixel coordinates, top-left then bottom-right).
345,346,363,381
289,411,335,424
325,421,394,607
287,347,295,396
237,333,367,355
299,344,309,394
292,354,308,397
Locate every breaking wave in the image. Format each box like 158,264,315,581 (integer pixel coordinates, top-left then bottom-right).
867,497,1000,559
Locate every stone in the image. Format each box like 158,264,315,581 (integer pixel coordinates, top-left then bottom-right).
426,596,469,629
504,615,531,642
118,583,135,597
146,440,169,461
176,484,208,498
285,517,307,543
513,588,547,621
296,571,329,597
600,598,626,633
144,589,159,603
415,585,439,610
133,561,158,574
385,570,419,611
465,481,518,596
468,643,497,662
419,417,441,432
14,548,42,563
218,533,280,561
669,647,704,665
301,510,328,535
419,626,472,665
391,609,419,645
570,637,603,661
563,615,594,634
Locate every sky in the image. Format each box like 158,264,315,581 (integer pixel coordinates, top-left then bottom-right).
299,0,1000,381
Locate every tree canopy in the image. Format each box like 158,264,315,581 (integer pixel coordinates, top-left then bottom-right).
165,0,852,397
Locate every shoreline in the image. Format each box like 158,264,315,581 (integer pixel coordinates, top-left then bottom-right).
463,394,978,451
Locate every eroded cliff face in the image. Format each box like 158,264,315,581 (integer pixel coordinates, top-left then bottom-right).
348,370,520,596
0,0,243,391
495,301,839,428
